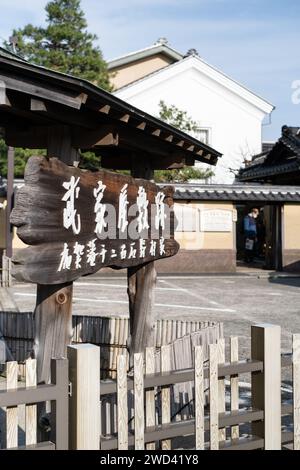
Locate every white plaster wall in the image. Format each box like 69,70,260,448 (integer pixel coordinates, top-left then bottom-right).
115,64,268,184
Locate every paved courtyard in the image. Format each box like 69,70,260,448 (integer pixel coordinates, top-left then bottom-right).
10,273,300,360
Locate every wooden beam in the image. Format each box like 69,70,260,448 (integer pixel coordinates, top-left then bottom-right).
137,122,146,130
99,104,110,114
176,140,185,147
0,73,86,109
71,125,118,148
120,114,130,123
30,98,101,129
0,81,11,107
5,126,48,148
47,126,80,165
30,98,47,112
152,129,161,137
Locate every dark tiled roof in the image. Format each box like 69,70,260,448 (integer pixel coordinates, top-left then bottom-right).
262,142,275,153
173,183,300,202
239,126,300,181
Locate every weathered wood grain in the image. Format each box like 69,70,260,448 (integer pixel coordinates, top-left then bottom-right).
145,347,156,450
209,343,218,450
230,336,239,440
127,262,156,358
134,353,144,449
33,282,73,383
161,344,171,450
25,358,37,446
117,354,128,450
6,361,18,448
11,156,179,284
218,338,225,443
195,346,204,450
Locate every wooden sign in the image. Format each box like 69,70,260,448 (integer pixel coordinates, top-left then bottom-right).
11,156,179,284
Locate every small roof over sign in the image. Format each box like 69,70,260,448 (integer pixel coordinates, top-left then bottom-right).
0,48,222,169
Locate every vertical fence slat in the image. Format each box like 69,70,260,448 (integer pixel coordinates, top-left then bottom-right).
146,347,156,450
161,344,171,450
68,344,100,450
293,334,300,450
134,353,144,449
6,361,18,449
25,358,37,446
209,343,218,450
117,354,128,450
217,338,225,443
230,336,239,440
251,324,281,450
195,346,204,450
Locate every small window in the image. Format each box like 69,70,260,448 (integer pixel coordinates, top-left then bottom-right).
174,204,198,232
193,128,210,145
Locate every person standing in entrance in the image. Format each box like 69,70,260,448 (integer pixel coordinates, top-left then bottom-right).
244,207,259,263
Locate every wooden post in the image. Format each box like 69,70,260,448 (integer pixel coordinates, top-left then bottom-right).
161,344,171,450
217,338,225,443
195,345,204,450
5,146,14,261
117,354,128,450
34,283,73,383
230,336,239,440
33,126,79,384
127,262,156,359
134,352,144,449
209,343,219,450
293,334,300,450
25,358,37,446
6,361,18,449
145,347,156,450
251,323,281,450
68,344,100,450
127,158,156,360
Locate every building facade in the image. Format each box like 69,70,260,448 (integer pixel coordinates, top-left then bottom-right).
109,40,274,184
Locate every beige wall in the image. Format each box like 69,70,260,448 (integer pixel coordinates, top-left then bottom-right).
284,204,300,249
110,54,173,90
174,201,235,250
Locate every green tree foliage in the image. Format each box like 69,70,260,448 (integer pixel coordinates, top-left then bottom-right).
1,0,112,178
158,100,200,134
155,101,214,183
0,141,46,178
9,0,111,90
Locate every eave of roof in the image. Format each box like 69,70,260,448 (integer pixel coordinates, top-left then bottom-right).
173,183,300,202
114,54,275,115
0,50,222,165
108,44,183,70
239,160,300,181
239,126,300,181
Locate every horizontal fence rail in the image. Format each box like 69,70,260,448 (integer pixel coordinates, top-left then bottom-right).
75,324,295,451
0,358,69,450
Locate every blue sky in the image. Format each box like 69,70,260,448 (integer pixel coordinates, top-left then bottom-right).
0,0,299,141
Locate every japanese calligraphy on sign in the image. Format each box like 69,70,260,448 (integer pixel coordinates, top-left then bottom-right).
11,156,179,284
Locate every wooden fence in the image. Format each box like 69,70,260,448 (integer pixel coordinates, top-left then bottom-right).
68,324,299,450
0,309,222,377
0,358,69,450
1,323,298,450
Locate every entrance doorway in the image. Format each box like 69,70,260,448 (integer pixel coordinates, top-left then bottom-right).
235,204,283,271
